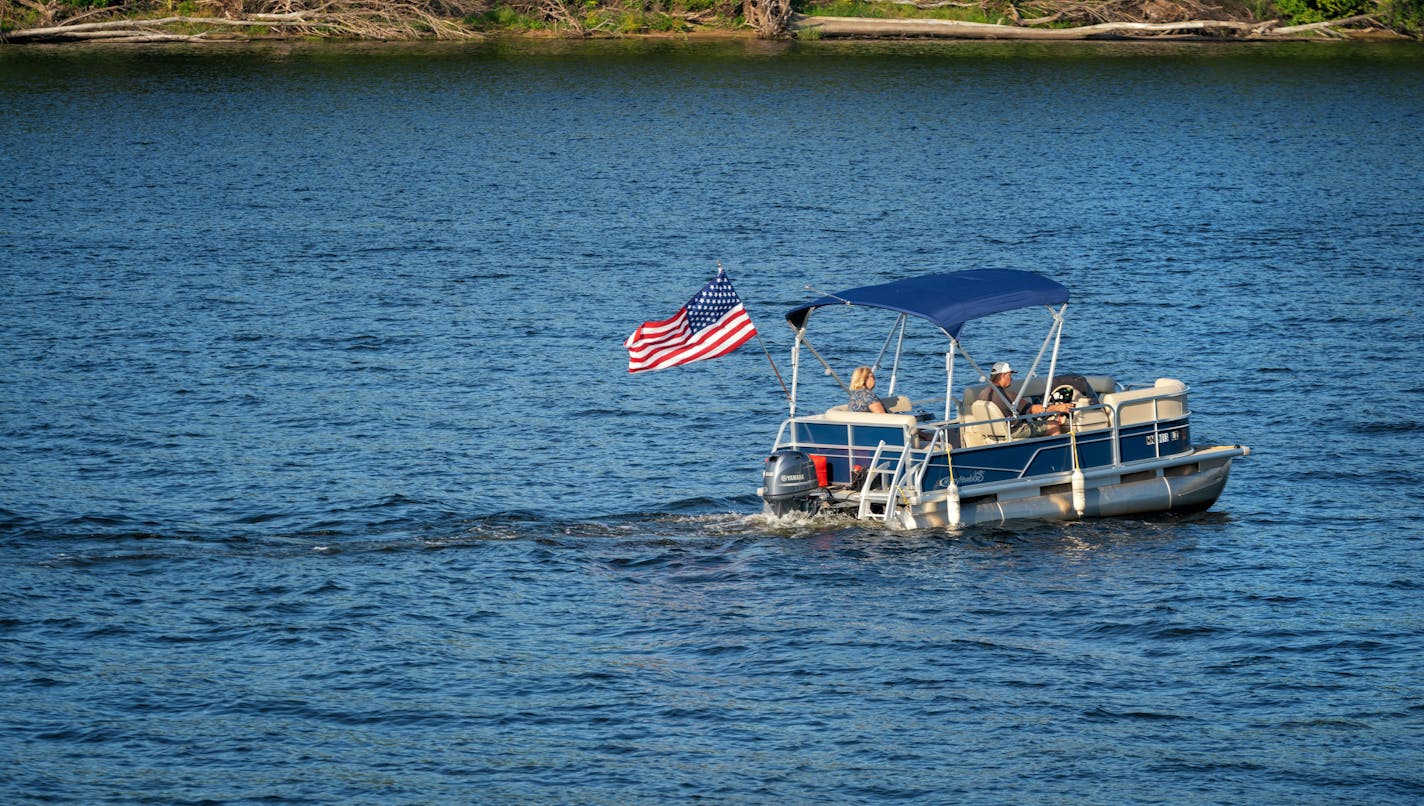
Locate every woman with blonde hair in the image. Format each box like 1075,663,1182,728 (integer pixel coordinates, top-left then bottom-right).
848,366,887,414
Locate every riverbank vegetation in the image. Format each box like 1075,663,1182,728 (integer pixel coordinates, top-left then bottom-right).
2,0,1419,42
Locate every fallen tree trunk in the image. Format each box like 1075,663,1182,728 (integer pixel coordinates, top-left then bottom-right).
2,15,322,42
792,14,1378,39
2,8,480,43
1272,13,1375,34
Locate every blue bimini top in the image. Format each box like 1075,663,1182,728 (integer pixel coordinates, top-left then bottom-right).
785,269,1070,339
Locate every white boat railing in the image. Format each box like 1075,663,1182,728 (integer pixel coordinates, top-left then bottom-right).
908,425,948,496
857,441,889,521
848,439,921,524
897,391,1194,500
769,419,791,454
883,440,918,524
767,384,1194,523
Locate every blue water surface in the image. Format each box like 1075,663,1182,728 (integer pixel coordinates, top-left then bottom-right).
2,38,1423,803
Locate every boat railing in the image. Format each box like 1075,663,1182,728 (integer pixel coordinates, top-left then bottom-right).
1061,402,1120,465
768,383,1193,515
1099,380,1193,461
946,394,1187,473
906,425,950,497
769,418,792,453
843,439,923,523
857,440,888,521
886,437,923,523
957,406,1051,448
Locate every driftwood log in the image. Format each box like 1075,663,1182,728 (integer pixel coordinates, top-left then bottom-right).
792,13,1382,39
3,15,312,42
1,8,480,42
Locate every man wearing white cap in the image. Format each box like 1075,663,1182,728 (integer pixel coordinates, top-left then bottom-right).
976,361,1073,438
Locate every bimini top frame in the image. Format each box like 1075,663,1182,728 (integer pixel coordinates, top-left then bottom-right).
784,270,1072,419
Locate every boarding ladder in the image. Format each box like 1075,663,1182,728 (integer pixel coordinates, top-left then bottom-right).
856,440,915,523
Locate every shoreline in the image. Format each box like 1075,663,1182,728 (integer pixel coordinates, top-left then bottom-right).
3,28,1413,46
2,7,1415,45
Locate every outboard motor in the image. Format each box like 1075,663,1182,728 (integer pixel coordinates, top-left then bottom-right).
761,450,822,517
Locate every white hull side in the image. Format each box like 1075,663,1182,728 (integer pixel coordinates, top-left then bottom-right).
895,447,1241,530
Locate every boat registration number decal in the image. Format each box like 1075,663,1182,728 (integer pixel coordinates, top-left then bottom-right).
1146,430,1181,445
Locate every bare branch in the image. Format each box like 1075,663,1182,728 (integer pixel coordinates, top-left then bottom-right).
879,0,982,7
795,14,1275,38
1271,14,1375,33
745,0,793,37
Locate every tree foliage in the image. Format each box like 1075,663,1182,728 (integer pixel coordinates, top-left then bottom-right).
1378,0,1423,33
1266,0,1369,24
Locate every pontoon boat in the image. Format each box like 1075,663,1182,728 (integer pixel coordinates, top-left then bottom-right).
758,270,1249,529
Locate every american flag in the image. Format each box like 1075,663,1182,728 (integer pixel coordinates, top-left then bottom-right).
624,268,758,373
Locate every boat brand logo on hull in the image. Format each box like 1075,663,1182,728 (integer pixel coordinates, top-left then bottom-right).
945,471,984,486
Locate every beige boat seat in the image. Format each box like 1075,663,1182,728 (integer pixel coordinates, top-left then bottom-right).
818,407,920,430
959,399,1013,448
826,394,912,415
1067,406,1112,433
882,394,912,413
1055,378,1113,432
1100,378,1188,427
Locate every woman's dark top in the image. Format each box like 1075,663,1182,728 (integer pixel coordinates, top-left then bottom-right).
849,389,882,412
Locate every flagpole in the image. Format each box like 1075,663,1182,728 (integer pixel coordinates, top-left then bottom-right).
757,331,790,402
718,261,790,404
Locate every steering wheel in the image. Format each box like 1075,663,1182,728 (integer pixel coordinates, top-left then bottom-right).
1048,384,1078,423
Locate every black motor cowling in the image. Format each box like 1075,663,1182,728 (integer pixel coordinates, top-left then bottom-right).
761,450,822,517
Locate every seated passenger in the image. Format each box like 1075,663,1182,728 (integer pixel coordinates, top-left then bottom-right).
848,366,888,414
977,362,1074,437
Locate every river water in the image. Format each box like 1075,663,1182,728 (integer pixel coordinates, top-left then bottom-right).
3,38,1423,803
